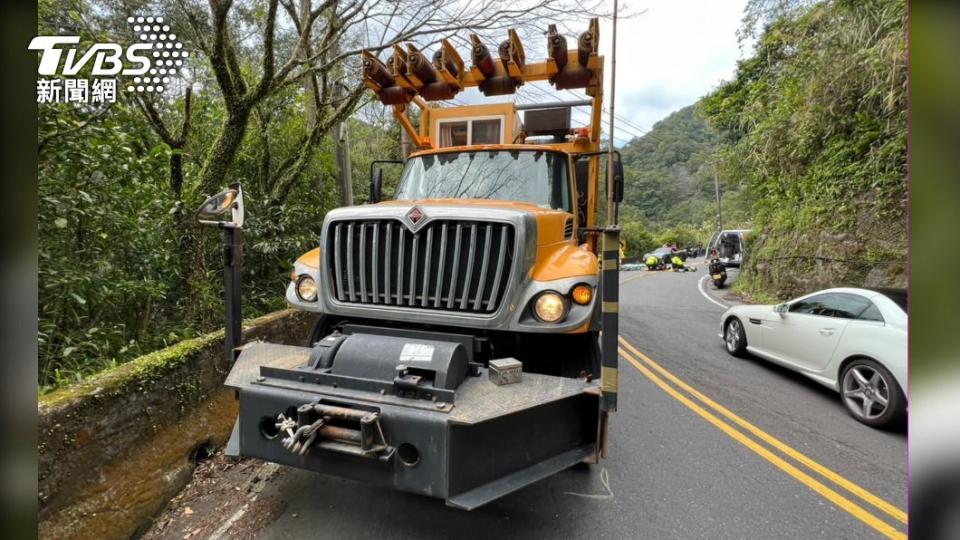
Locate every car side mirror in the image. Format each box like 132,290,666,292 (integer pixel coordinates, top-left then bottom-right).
774,303,788,316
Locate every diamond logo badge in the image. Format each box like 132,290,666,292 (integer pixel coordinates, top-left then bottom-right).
404,206,427,231
408,207,423,224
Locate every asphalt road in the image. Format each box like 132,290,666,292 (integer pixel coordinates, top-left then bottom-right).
149,260,908,539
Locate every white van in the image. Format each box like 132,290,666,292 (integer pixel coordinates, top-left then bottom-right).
707,229,751,267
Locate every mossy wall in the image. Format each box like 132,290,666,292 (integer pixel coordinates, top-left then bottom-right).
38,309,316,540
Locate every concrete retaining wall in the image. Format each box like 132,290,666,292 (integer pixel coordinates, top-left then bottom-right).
38,309,317,540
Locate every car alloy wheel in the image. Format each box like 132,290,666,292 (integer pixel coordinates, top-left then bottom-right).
724,318,746,356
841,364,890,421
725,319,740,351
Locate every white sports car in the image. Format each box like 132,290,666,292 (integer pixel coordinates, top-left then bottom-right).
719,287,907,428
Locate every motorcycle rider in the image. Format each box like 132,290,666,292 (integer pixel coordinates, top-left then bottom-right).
708,248,727,287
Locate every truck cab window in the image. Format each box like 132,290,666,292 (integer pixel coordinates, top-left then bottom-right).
439,121,468,147
396,150,571,211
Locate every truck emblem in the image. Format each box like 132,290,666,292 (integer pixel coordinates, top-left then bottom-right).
404,206,426,231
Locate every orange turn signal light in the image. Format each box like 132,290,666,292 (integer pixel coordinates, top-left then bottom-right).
571,284,593,305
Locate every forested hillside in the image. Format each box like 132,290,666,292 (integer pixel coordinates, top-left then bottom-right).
616,105,753,257
702,0,907,299
620,106,717,228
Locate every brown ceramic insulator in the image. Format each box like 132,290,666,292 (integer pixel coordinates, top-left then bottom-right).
479,75,518,96
547,34,568,69
472,42,496,77
387,55,402,74
408,51,437,84
432,50,459,77
553,65,591,90
577,30,595,66
362,56,394,88
379,86,412,105
498,40,512,63
420,82,457,101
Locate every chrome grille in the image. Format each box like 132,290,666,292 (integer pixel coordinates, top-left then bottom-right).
327,219,515,313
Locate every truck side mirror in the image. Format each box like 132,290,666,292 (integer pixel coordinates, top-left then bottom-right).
613,159,624,203
370,168,383,204
196,182,244,228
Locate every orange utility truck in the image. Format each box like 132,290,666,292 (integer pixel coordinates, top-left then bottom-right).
216,18,622,510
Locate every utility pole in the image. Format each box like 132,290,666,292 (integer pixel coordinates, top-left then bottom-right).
334,82,353,206
401,127,412,162
714,174,723,232
335,117,353,205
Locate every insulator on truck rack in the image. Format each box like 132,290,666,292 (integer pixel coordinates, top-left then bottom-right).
470,34,497,78
480,76,519,97
362,54,394,89
420,82,457,101
577,19,599,66
378,85,414,105
433,49,460,78
406,45,438,85
547,25,568,70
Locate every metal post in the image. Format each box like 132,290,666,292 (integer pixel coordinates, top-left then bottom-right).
714,174,723,232
606,0,619,225
598,2,621,455
600,228,619,413
223,226,243,364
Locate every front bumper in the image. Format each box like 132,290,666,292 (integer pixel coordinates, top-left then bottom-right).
226,342,601,509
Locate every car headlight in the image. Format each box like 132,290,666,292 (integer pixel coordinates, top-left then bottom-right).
534,291,566,323
296,274,318,302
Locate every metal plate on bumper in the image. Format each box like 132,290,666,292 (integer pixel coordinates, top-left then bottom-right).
225,342,310,389
449,371,596,425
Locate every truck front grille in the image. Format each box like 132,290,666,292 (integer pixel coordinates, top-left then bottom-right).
326,219,516,314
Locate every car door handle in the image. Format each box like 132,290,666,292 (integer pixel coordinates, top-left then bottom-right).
819,328,835,336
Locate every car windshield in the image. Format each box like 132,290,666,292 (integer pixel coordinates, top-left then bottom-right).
394,150,570,211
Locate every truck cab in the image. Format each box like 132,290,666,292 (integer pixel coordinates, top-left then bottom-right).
287,91,619,377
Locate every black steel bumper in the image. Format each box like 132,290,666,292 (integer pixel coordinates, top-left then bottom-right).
225,342,601,510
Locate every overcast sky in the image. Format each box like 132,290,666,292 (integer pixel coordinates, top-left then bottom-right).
503,0,751,145
595,0,750,144
398,1,751,146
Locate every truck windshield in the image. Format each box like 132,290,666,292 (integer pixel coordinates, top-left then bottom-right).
395,150,570,211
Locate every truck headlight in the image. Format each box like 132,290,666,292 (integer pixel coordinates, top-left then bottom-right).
534,292,566,323
296,275,318,302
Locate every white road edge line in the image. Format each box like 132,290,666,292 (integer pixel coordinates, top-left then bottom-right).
698,275,729,310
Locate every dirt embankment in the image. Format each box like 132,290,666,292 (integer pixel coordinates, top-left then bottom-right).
739,214,907,300
38,309,316,540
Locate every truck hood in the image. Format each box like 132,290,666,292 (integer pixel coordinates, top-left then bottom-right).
370,199,573,247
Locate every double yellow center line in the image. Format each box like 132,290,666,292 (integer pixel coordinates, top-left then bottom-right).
617,336,907,539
